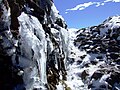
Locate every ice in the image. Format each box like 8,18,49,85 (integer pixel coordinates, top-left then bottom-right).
18,12,47,89
59,28,69,65
50,3,64,22
56,82,64,90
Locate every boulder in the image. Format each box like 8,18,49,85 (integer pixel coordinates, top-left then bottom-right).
91,70,104,80
81,70,89,80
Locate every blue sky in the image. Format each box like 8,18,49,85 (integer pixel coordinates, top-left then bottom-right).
54,0,120,28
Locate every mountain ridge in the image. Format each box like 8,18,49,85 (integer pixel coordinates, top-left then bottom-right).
68,15,120,90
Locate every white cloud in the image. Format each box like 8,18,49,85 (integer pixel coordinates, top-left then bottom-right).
104,0,120,2
104,0,112,2
95,2,101,7
66,2,96,11
65,12,68,14
96,2,105,7
114,0,120,2
79,7,86,10
101,3,105,5
65,0,120,13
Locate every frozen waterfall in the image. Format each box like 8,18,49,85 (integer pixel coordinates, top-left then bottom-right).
17,12,47,90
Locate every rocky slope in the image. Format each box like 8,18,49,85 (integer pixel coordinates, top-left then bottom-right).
67,16,120,90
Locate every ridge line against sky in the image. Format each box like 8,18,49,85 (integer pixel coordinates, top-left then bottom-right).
65,0,120,13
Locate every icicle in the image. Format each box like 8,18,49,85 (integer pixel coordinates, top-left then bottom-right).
59,28,69,68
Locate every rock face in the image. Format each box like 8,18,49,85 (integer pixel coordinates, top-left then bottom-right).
0,0,68,90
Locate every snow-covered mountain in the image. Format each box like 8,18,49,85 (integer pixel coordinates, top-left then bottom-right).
67,16,120,90
0,0,120,90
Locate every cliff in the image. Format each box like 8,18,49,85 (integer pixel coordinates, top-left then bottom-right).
0,0,68,90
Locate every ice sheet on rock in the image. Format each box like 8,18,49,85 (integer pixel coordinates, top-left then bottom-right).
18,12,47,89
0,4,15,56
51,28,59,39
60,28,69,52
50,3,64,22
117,36,120,40
46,34,54,55
0,4,10,29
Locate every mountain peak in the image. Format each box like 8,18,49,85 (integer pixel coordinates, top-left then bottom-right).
103,15,120,29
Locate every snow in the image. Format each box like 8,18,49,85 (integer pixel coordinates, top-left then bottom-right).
50,3,64,22
56,82,64,90
104,16,120,29
65,26,112,90
117,36,120,40
100,74,110,83
65,80,85,90
1,4,10,26
65,28,89,90
89,74,110,90
59,28,69,65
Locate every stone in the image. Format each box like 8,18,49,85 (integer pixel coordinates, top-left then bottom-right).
109,53,119,59
91,71,104,80
81,70,89,80
88,83,95,89
91,60,98,65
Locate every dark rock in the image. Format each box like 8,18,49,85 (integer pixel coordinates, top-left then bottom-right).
68,58,75,64
108,46,119,52
7,0,21,38
113,58,120,64
109,53,119,59
99,85,106,89
91,71,104,80
91,60,98,65
116,65,120,69
80,55,86,59
55,18,65,28
81,70,89,80
2,0,9,10
24,0,45,22
16,0,25,7
0,54,24,90
76,60,82,65
88,83,95,89
96,56,103,59
84,63,90,67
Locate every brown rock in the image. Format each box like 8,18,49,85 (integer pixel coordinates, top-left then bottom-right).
91,71,104,80
81,70,89,80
